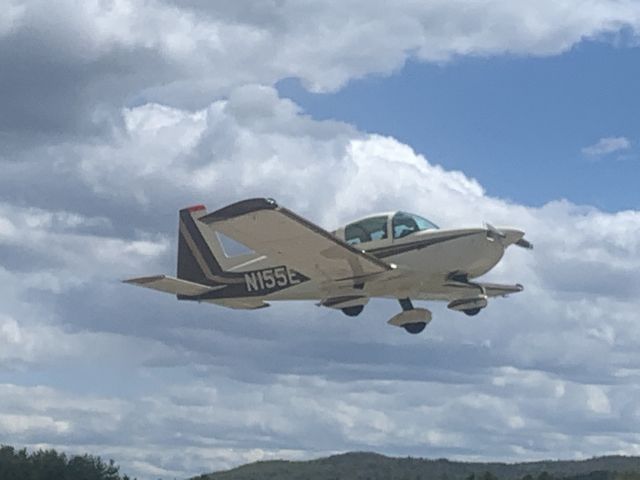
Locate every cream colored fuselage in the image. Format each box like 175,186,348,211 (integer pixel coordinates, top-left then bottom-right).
217,225,524,304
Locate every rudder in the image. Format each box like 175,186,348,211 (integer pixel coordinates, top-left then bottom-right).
177,205,231,285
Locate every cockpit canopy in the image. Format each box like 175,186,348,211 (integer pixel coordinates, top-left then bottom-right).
343,211,439,245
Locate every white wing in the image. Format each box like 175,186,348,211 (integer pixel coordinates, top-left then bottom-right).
199,198,393,282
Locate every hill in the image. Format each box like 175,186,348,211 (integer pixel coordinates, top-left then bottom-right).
191,452,640,480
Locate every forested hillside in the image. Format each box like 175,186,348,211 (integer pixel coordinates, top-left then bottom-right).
0,445,133,480
193,452,640,480
4,445,640,480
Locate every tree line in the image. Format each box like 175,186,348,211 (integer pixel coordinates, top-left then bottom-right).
0,445,134,480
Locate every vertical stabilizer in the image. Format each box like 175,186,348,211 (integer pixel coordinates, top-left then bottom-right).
176,205,262,285
177,205,215,284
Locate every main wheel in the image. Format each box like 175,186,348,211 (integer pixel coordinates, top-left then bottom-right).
403,322,427,334
342,305,364,317
463,308,481,316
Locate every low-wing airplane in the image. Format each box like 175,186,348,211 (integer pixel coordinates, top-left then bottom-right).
125,198,532,334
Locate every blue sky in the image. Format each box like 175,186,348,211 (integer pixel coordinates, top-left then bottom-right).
2,2,640,480
279,40,639,212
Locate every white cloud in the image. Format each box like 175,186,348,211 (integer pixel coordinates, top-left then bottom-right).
65,89,640,286
6,372,637,478
0,414,70,435
0,0,25,36
585,385,611,414
3,0,640,143
0,202,169,285
7,89,640,364
0,88,637,478
582,136,631,156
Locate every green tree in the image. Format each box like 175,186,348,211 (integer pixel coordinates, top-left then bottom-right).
0,445,133,480
538,472,555,480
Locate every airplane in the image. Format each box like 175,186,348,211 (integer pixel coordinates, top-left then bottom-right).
124,198,533,334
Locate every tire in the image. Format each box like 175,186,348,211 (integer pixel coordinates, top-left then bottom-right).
463,308,481,316
403,322,427,334
342,305,364,317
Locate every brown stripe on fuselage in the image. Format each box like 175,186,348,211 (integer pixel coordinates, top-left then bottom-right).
366,232,479,259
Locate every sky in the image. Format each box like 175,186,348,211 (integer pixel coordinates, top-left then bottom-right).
278,41,640,212
1,1,640,479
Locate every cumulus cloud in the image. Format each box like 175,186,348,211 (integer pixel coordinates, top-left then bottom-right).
2,85,640,477
582,136,632,157
2,0,640,144
0,202,168,282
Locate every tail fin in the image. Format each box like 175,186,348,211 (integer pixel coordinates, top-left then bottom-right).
176,204,257,285
177,205,229,285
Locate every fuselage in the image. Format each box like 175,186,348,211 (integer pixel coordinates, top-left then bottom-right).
219,211,524,303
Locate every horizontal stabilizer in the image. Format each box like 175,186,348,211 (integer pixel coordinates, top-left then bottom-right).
123,275,219,296
206,298,270,310
443,278,524,298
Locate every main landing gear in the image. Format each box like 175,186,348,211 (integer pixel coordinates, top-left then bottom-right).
445,274,488,317
387,298,432,334
447,295,488,316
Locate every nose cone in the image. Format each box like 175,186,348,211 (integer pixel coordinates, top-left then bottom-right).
486,225,529,249
500,228,525,247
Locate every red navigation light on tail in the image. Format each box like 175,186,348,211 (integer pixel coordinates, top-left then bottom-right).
186,204,206,212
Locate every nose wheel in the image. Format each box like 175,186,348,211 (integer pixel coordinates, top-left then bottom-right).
403,320,427,334
388,298,431,334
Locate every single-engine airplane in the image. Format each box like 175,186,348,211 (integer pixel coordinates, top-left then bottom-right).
125,198,532,334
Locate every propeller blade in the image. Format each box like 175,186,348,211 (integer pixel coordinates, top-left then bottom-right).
515,238,534,249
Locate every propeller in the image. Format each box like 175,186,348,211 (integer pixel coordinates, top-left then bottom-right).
515,238,534,249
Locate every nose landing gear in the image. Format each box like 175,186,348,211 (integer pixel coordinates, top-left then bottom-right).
387,298,432,334
403,321,427,334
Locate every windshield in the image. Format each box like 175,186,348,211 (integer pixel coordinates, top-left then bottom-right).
392,212,439,239
345,216,388,245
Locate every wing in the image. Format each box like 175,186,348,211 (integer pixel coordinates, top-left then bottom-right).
443,279,524,298
199,198,393,282
478,282,524,297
